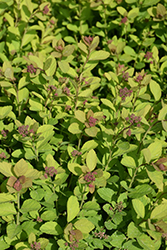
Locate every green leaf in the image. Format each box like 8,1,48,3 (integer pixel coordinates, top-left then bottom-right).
20,199,41,213
75,110,86,123
101,98,116,111
146,165,163,191
124,46,136,56
29,99,43,111
67,195,80,222
21,30,36,47
68,123,82,134
110,231,126,248
83,201,100,211
158,105,167,120
81,140,98,153
18,88,29,103
137,234,155,250
129,184,153,198
0,193,16,203
86,149,97,171
132,199,145,218
62,44,75,57
121,156,136,169
149,80,161,101
151,201,167,220
127,222,142,239
7,224,22,239
89,50,110,61
58,61,70,73
78,41,88,54
117,6,127,16
30,188,44,201
74,218,95,234
68,163,82,175
40,222,63,235
41,210,57,221
29,55,43,69
0,236,9,249
0,162,13,177
13,159,29,177
85,127,99,137
44,56,57,76
0,203,16,216
0,106,12,119
128,7,139,19
89,36,99,52
142,0,160,7
148,141,162,160
97,187,114,203
142,148,151,163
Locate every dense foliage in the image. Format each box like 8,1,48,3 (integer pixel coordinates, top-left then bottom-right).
0,0,167,249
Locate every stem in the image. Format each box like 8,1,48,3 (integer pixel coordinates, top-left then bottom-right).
17,192,20,225
80,184,87,210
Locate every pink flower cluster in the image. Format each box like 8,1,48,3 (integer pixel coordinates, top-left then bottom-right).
18,125,34,137
47,85,57,92
13,176,26,191
71,150,82,157
65,105,71,111
125,114,142,127
84,171,97,183
94,231,108,239
83,36,93,46
27,64,37,74
43,5,49,15
31,242,41,250
1,129,8,137
63,87,70,96
0,152,6,159
88,116,97,127
145,51,153,60
44,166,57,179
119,87,132,101
122,72,129,81
120,16,127,24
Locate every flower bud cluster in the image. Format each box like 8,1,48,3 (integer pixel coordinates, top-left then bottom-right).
83,36,93,46
125,114,142,127
119,87,132,101
94,231,108,239
30,242,41,250
71,150,82,157
88,116,97,127
84,171,97,183
13,176,25,191
18,125,34,137
122,72,129,81
1,129,8,137
0,152,6,159
120,16,128,24
44,166,57,179
55,45,63,52
63,87,70,96
27,64,37,74
37,217,43,222
115,201,124,212
65,105,71,111
14,179,22,191
43,5,49,15
144,51,153,60
59,77,67,83
47,85,57,92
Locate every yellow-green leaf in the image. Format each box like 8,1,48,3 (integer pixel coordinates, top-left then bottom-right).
67,196,80,222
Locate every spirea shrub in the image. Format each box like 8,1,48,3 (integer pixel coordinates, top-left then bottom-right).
0,0,167,249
